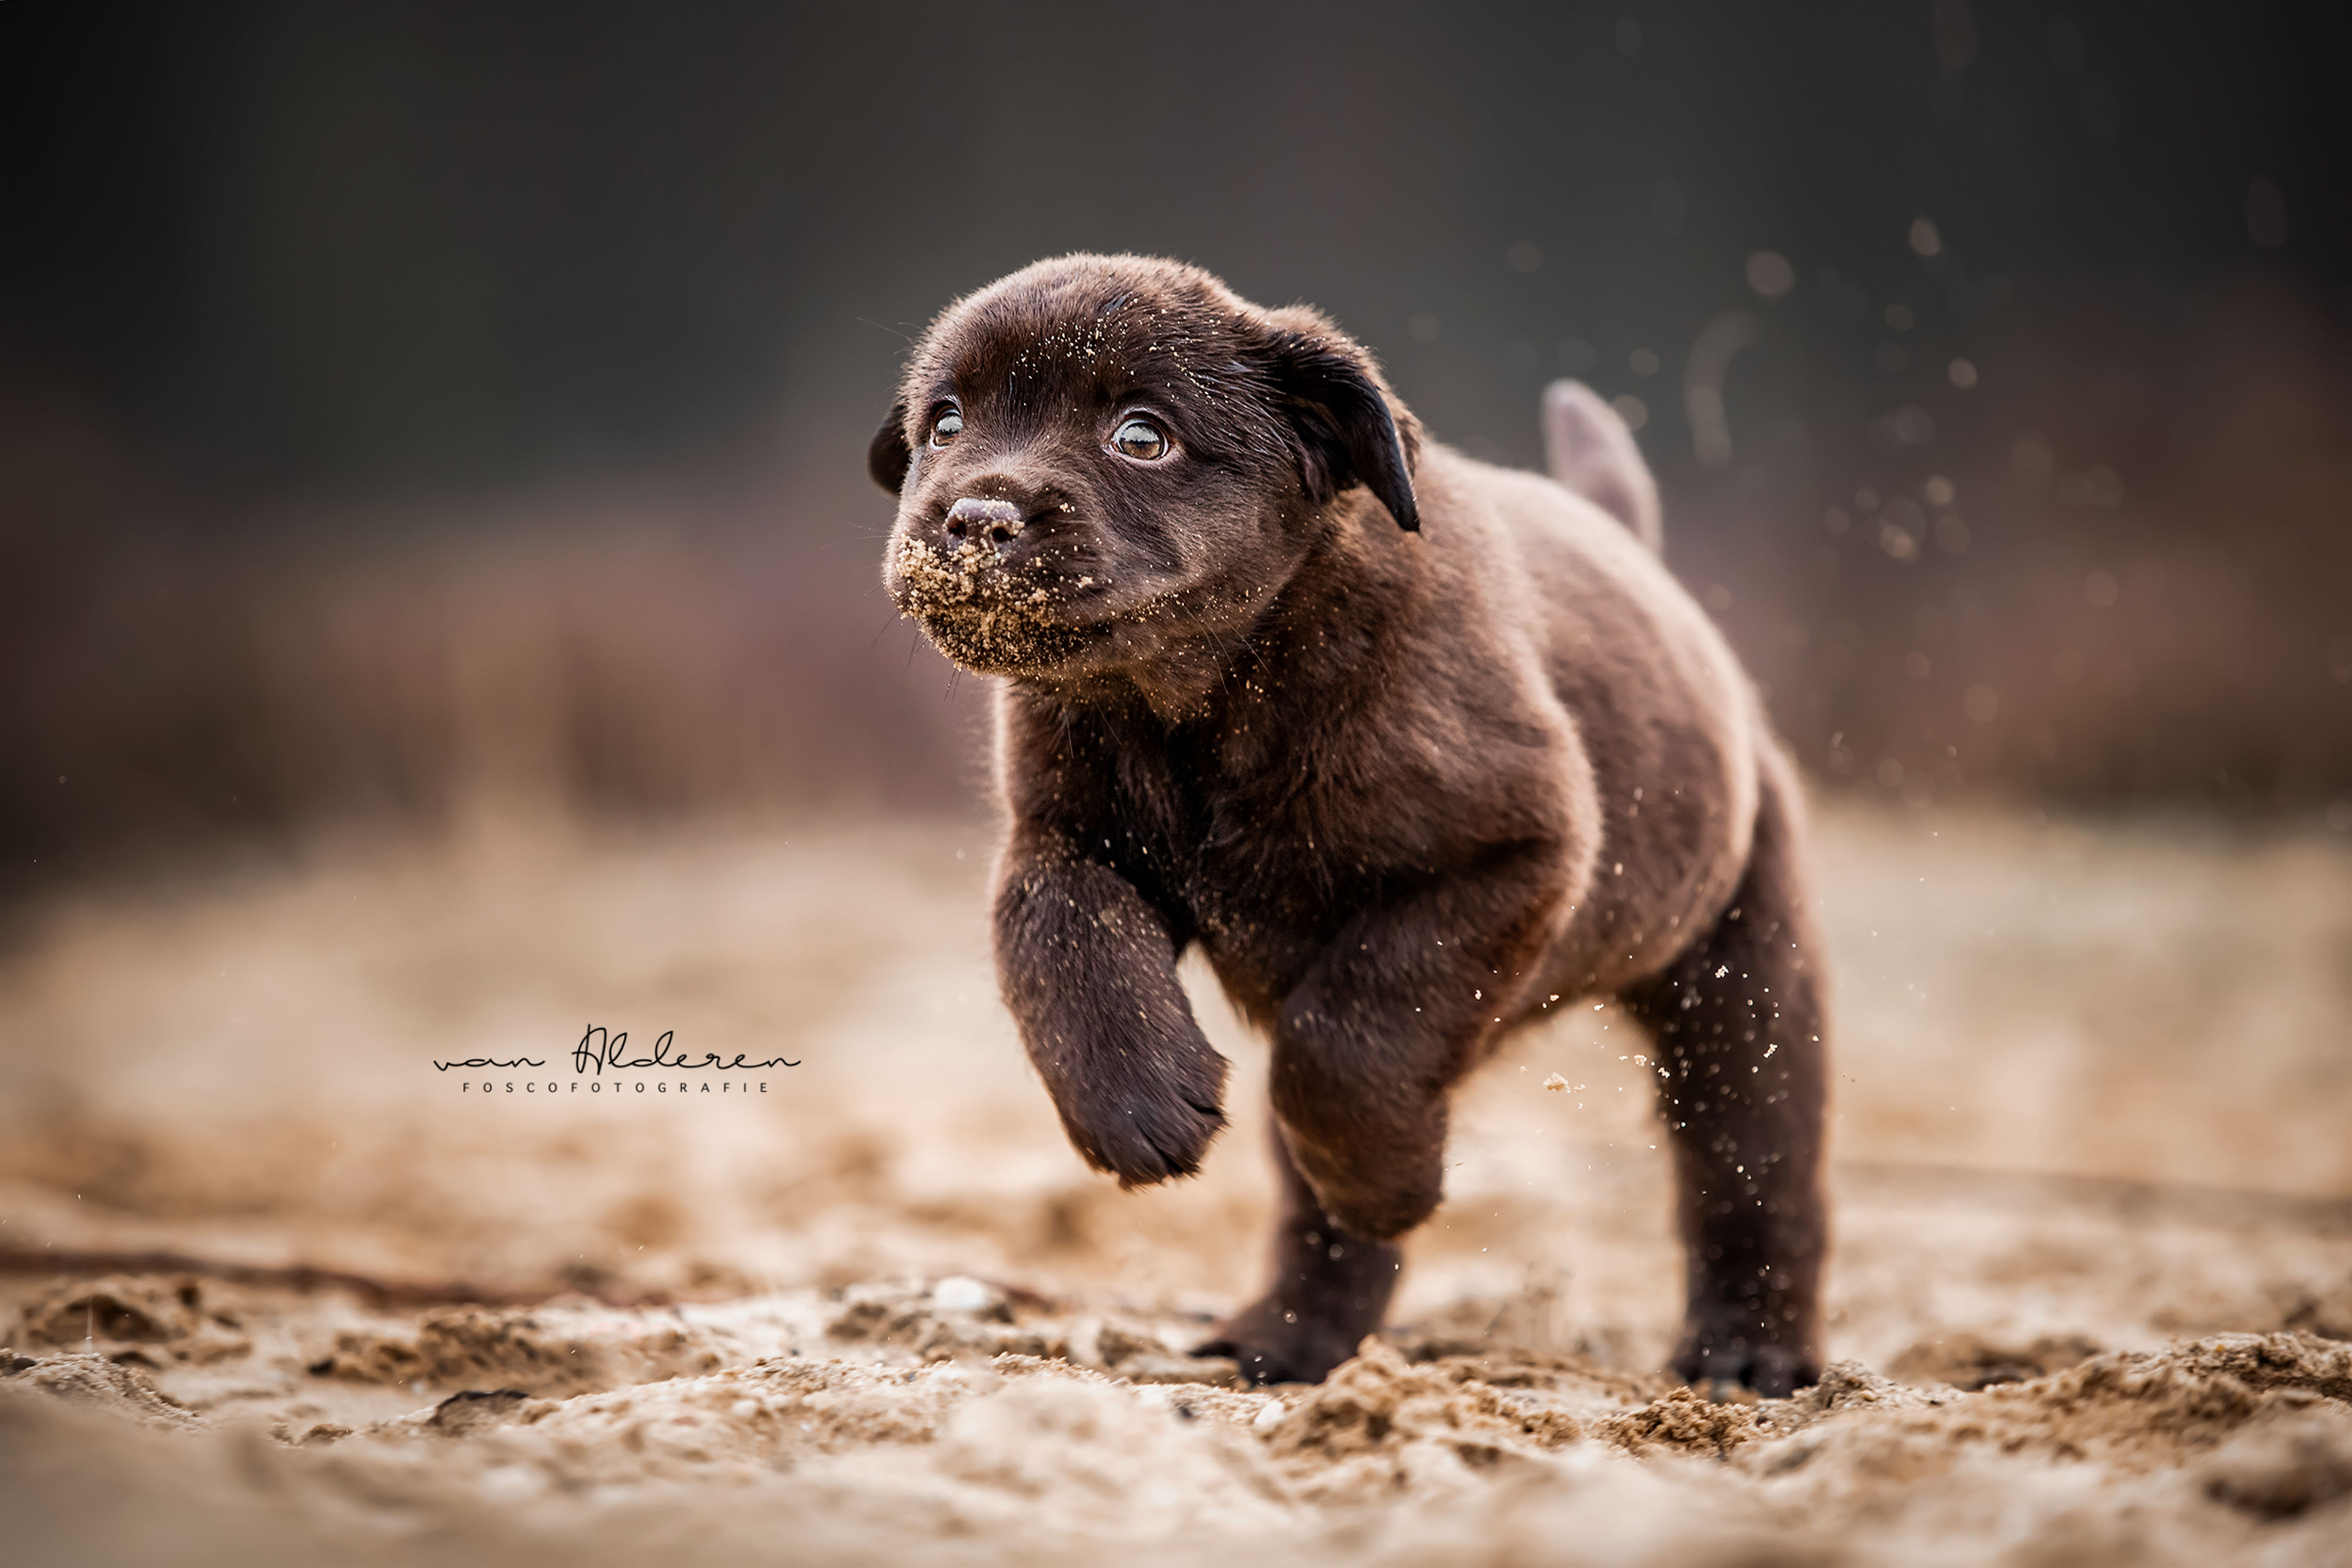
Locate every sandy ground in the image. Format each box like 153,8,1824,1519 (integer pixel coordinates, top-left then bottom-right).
2,802,2350,1566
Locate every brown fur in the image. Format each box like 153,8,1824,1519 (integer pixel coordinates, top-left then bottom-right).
868,255,1828,1393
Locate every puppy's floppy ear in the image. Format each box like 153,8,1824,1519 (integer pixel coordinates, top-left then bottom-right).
867,400,912,493
1263,331,1419,531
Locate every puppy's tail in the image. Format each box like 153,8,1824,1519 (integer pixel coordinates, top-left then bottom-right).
1541,380,1663,554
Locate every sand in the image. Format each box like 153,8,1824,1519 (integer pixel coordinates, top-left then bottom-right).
2,804,2349,1566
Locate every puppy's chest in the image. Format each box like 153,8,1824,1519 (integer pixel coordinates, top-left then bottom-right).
1108,734,1384,992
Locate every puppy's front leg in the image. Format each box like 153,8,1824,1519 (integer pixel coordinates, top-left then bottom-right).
1194,1122,1404,1385
994,835,1228,1186
1201,849,1567,1382
1270,848,1569,1243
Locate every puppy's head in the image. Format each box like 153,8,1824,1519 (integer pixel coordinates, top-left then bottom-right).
870,255,1419,681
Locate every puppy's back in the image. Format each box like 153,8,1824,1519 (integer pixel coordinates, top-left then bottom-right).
1433,443,1761,990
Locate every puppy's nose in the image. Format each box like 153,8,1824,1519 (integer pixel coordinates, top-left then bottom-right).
944,496,1026,546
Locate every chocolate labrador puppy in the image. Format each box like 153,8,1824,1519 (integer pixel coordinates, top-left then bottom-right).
867,255,1828,1394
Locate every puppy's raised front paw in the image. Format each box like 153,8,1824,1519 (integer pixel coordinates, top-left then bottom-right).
1060,1086,1224,1188
1047,1037,1229,1188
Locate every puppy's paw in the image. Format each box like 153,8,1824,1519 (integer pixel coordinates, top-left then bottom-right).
1194,1299,1368,1386
1060,1088,1225,1188
1047,1033,1229,1189
1669,1312,1822,1398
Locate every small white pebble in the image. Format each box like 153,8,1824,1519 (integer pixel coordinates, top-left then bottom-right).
930,1275,1000,1315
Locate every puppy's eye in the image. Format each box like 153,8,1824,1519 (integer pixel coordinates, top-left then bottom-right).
930,407,963,447
1111,416,1170,462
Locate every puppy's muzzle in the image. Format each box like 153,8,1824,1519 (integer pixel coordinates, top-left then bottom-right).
944,496,1027,547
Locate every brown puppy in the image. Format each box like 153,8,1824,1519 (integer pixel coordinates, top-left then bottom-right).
867,255,1829,1395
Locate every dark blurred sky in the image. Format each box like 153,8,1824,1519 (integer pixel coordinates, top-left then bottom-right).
1,0,2348,870
4,0,2346,517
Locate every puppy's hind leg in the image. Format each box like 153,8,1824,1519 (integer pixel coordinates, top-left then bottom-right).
1193,1120,1404,1385
1618,751,1829,1396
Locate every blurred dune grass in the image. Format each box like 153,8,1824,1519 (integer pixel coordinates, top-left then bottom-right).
4,279,2348,900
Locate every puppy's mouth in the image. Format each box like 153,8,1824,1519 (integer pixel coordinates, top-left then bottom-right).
887,532,1111,676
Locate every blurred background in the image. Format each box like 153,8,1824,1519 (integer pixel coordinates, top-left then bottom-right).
4,0,2348,894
